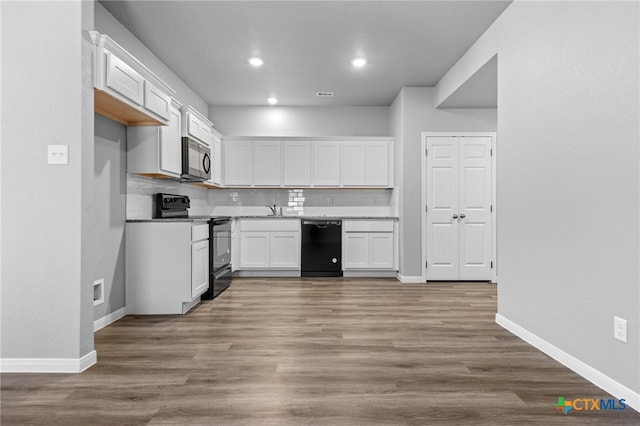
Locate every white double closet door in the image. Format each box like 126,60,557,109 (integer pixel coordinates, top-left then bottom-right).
426,136,492,281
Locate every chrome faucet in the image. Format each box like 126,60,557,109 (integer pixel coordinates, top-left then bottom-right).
266,204,277,216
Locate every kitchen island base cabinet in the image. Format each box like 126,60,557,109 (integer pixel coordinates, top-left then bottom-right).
126,222,209,315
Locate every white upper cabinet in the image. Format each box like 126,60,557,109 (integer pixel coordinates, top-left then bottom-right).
224,140,253,186
127,98,182,179
366,142,391,186
283,142,312,186
159,102,183,176
254,141,282,186
341,143,367,186
91,31,175,126
210,132,223,185
313,142,341,186
183,106,214,146
105,52,144,105
144,80,171,121
220,137,393,188
342,141,392,187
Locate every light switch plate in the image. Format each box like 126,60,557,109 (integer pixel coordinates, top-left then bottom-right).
48,145,69,165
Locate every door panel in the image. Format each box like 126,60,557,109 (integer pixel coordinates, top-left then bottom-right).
369,233,394,268
459,137,492,280
426,136,492,281
343,233,369,268
426,137,459,280
270,232,300,268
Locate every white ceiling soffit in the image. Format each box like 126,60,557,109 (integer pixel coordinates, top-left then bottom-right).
99,1,511,107
438,54,497,108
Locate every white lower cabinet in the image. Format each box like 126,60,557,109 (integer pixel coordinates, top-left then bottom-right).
238,220,300,270
343,220,396,270
240,232,270,268
270,232,300,268
191,239,210,298
126,222,209,314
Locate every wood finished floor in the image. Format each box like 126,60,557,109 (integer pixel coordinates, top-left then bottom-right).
2,278,639,425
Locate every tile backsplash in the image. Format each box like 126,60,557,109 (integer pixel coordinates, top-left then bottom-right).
208,188,392,207
126,175,210,219
127,174,395,219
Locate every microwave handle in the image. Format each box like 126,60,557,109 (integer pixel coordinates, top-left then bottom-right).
202,152,211,174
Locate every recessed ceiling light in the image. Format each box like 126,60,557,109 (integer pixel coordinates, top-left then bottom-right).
351,57,367,68
249,57,264,67
267,97,278,105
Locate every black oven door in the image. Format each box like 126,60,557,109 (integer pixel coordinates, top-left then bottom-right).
202,218,232,300
212,218,231,271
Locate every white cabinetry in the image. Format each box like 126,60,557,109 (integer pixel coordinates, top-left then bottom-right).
191,224,210,298
239,232,270,268
283,142,312,186
126,222,209,314
343,220,396,271
210,132,223,185
313,142,341,186
91,31,175,126
254,141,282,186
238,220,300,271
224,140,253,186
144,81,172,121
341,142,392,187
105,52,144,105
127,99,182,179
182,106,213,146
221,137,393,188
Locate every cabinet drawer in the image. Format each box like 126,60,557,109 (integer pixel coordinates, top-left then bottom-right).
344,220,393,232
192,224,209,241
239,219,299,232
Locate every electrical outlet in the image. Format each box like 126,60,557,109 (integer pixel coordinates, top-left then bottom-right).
614,316,627,343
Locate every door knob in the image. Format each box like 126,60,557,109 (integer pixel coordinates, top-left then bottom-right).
452,214,459,219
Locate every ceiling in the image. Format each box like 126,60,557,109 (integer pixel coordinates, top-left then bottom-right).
99,1,510,107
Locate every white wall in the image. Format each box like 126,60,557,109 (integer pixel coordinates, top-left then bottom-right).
209,106,390,137
1,1,95,365
438,1,640,394
391,87,497,278
93,114,126,321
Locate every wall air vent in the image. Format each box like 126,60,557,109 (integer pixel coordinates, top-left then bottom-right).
316,92,334,97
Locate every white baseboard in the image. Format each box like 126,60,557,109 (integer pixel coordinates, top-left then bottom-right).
1,350,97,373
496,314,640,413
94,307,126,332
397,273,425,283
343,270,398,278
235,270,301,278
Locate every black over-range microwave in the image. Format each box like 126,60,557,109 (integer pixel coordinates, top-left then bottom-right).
181,137,211,182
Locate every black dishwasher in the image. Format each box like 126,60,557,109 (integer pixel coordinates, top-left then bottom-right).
301,220,343,277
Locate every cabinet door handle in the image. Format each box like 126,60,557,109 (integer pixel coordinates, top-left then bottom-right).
452,214,459,219
459,213,466,219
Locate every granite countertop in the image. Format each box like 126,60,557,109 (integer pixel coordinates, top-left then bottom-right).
127,216,399,222
233,215,399,220
126,217,212,223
